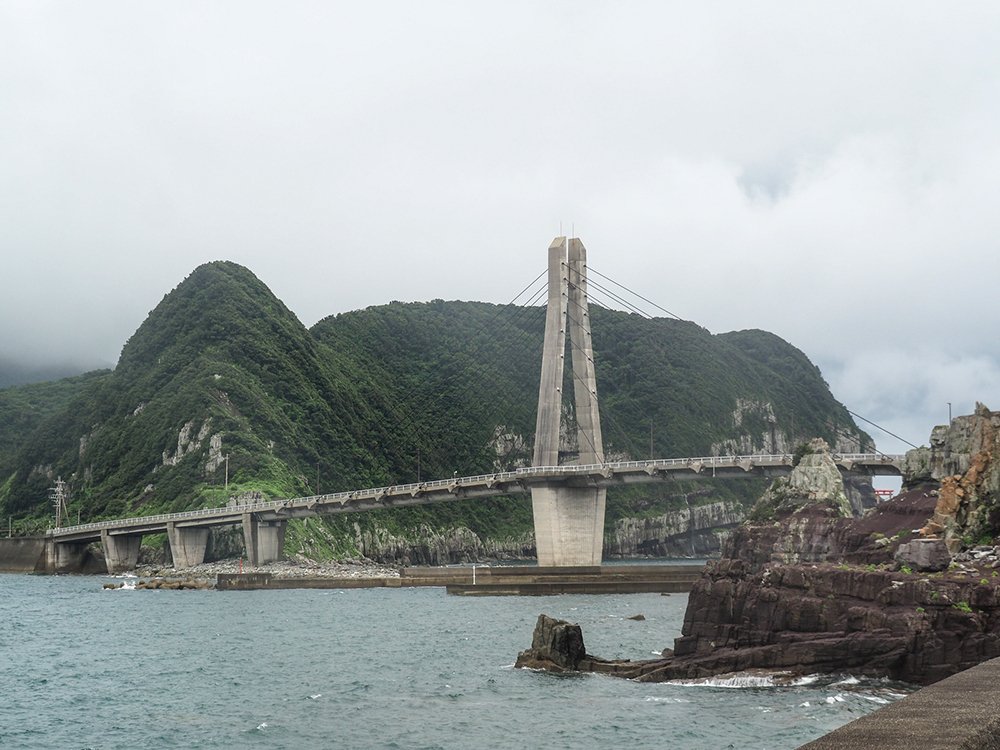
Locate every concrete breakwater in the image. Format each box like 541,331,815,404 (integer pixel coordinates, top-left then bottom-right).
797,655,1000,749
214,565,704,594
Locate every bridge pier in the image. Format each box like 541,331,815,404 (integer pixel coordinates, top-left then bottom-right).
100,530,142,573
48,539,91,573
530,237,607,567
242,513,285,566
166,522,209,569
532,484,607,566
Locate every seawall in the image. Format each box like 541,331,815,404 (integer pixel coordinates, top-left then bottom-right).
0,537,48,572
0,537,107,574
798,655,1000,749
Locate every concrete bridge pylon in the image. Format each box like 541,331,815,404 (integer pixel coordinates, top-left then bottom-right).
531,237,607,566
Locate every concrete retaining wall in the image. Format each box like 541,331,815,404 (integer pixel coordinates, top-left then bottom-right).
0,537,48,572
799,656,1000,749
0,537,107,574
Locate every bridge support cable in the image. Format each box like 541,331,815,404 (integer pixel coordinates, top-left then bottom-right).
846,411,919,450
402,280,551,460
589,281,887,455
587,265,919,455
562,298,646,461
589,266,685,320
367,270,551,482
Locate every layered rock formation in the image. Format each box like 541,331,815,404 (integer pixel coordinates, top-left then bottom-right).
351,522,534,565
518,407,1000,686
604,500,745,559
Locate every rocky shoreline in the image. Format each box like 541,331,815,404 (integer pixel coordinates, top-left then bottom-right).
129,554,401,582
518,406,1000,687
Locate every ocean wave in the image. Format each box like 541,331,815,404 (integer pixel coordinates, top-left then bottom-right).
667,672,796,689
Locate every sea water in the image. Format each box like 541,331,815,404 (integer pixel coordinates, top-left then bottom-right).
0,574,908,749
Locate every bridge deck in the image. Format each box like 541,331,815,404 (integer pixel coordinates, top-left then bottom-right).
48,453,903,544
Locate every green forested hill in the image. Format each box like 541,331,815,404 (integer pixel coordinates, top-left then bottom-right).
312,302,869,463
0,262,870,556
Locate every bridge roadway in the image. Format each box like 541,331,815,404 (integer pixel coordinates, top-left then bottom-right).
45,453,902,571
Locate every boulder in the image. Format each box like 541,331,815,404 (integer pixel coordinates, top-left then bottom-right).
896,539,951,572
514,615,588,671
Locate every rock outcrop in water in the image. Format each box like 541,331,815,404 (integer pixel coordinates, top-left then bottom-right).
518,407,1000,686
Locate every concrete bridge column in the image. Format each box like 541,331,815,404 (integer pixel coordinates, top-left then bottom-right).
532,485,606,566
166,522,209,569
100,530,142,573
43,539,92,573
530,236,607,567
241,513,286,567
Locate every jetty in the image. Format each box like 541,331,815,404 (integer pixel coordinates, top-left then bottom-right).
214,564,703,594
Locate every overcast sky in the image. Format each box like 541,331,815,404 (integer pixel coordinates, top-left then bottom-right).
2,2,999,455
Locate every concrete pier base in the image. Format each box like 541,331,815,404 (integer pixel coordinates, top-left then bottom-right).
166,523,209,569
100,531,142,573
242,513,285,566
531,485,607,566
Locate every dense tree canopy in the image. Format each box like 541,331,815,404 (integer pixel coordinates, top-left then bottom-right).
0,262,870,547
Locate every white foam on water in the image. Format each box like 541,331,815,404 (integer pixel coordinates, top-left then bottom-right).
825,694,847,704
256,722,268,731
309,694,322,700
792,674,822,686
643,696,690,703
860,694,890,704
832,675,860,686
668,673,789,689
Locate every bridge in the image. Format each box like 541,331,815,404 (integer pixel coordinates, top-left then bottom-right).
41,237,904,573
47,455,902,572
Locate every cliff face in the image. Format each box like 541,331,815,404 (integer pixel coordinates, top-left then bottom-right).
907,403,1000,552
518,406,1000,686
300,500,744,565
604,501,745,559
350,523,534,566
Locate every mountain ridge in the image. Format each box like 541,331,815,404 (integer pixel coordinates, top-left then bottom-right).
0,261,872,558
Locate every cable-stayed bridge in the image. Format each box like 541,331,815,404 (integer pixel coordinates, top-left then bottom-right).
43,237,905,573
49,453,901,570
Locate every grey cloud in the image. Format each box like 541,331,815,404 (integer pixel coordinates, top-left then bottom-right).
1,1,999,452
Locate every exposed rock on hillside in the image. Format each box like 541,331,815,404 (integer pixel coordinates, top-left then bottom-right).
350,522,535,565
604,500,744,558
914,402,1000,552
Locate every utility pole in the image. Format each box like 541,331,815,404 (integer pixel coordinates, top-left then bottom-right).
224,454,230,491
417,448,421,482
316,461,320,495
948,402,953,425
649,421,654,459
49,478,69,529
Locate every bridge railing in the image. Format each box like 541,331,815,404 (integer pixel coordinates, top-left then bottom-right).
49,452,903,538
